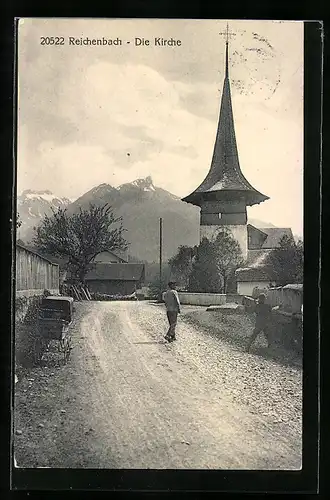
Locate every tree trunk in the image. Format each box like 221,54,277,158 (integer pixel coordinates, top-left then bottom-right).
78,270,86,285
223,276,227,294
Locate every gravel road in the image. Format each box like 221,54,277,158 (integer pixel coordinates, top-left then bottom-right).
14,301,302,469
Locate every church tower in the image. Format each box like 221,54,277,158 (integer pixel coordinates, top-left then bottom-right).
182,29,269,260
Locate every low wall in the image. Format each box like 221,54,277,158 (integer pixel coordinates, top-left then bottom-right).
225,294,244,305
178,292,227,306
15,294,43,367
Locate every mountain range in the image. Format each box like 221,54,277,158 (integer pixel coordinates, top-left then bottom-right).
17,177,277,262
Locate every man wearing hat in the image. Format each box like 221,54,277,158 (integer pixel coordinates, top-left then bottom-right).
246,293,272,352
162,281,181,342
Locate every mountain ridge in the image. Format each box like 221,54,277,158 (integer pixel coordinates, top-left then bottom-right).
17,177,279,262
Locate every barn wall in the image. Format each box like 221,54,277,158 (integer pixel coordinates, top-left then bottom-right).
16,245,59,295
15,245,60,367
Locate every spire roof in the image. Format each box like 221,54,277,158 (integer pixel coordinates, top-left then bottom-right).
182,32,269,207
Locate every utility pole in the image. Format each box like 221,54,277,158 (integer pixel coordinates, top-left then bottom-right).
159,217,163,302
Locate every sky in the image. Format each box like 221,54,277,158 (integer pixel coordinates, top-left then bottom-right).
17,19,303,236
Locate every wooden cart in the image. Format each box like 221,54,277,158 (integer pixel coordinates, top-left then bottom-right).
33,296,74,365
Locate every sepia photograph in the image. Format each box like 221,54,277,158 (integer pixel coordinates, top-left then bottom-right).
14,18,304,472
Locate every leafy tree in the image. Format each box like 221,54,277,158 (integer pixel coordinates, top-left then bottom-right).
168,245,196,289
213,228,244,293
189,229,243,293
33,203,128,283
266,235,303,285
188,237,222,293
148,274,168,300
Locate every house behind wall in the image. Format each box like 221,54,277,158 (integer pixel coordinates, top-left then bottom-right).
85,263,145,296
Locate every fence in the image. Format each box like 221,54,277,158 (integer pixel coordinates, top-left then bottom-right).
266,285,303,314
15,243,59,297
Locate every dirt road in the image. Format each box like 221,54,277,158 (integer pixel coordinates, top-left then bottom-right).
14,301,302,469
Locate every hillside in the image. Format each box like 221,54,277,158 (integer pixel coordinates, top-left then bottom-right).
68,176,200,262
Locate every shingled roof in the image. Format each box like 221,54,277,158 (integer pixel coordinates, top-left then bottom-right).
235,267,272,282
260,228,294,249
182,40,269,208
85,263,145,282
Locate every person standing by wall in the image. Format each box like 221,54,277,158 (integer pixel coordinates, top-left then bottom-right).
246,293,272,352
162,281,181,342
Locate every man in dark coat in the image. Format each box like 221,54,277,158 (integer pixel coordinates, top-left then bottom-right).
246,293,272,352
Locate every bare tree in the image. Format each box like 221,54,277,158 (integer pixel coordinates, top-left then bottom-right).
34,204,128,283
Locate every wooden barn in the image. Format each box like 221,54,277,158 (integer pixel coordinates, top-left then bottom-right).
84,263,145,296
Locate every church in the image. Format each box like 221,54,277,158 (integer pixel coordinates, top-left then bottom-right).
182,29,293,295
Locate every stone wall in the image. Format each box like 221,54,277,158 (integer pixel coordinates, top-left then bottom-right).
15,295,43,367
178,292,227,306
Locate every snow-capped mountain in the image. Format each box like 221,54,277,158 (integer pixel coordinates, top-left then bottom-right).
17,190,72,243
17,179,278,261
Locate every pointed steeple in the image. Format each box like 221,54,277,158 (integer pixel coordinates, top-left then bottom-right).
225,23,229,78
183,33,269,207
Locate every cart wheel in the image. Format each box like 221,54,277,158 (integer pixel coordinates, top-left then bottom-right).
33,337,44,365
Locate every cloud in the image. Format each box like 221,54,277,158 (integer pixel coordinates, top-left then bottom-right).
17,19,303,235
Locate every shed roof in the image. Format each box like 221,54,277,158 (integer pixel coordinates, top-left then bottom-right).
16,242,59,266
85,263,145,282
93,250,127,263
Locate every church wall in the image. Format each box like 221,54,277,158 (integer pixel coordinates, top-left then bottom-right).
201,212,247,225
200,200,247,226
200,224,248,260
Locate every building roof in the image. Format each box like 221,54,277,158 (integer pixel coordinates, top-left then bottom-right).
260,228,293,249
282,284,303,292
16,242,59,266
235,266,272,282
182,40,269,208
85,263,145,282
236,248,273,282
93,250,127,263
246,249,272,267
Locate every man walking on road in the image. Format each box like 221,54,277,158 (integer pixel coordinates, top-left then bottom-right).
246,293,272,352
162,281,181,342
